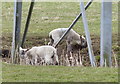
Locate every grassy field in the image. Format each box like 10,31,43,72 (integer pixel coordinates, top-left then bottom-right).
1,2,119,82
2,63,118,82
1,2,118,48
2,2,118,36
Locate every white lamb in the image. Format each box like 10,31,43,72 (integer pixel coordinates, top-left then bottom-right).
48,28,86,47
19,45,59,65
48,28,87,53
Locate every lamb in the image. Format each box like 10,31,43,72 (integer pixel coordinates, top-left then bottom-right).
48,28,87,52
48,28,80,46
19,46,59,65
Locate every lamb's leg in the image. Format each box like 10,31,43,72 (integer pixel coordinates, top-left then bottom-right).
65,54,70,66
31,59,34,65
75,54,79,66
66,43,72,60
34,55,38,65
78,50,82,66
26,57,30,65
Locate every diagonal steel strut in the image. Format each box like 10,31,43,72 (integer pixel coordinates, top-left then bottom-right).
21,0,35,48
54,0,93,48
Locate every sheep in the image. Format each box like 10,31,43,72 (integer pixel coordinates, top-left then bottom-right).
19,46,59,65
48,28,87,66
48,28,87,52
48,28,81,46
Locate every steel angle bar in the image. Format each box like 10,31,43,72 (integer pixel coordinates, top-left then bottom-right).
21,0,35,47
54,0,93,48
11,0,22,63
80,1,96,67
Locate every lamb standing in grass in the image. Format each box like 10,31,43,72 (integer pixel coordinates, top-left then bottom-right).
20,46,59,65
48,28,82,46
48,28,87,52
48,28,87,66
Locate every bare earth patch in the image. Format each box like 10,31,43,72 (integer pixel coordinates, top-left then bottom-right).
1,34,119,67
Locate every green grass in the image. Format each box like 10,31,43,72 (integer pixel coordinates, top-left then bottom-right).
2,63,118,82
1,2,119,82
1,2,118,48
2,2,118,37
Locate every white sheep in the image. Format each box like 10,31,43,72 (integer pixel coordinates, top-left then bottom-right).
48,28,87,52
48,28,81,46
19,46,59,65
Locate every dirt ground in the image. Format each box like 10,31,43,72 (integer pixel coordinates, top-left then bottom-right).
1,34,119,66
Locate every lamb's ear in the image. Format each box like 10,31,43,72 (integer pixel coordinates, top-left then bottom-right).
20,47,22,51
81,35,85,39
25,49,29,52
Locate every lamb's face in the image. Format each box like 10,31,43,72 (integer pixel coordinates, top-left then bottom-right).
19,47,29,59
80,35,87,48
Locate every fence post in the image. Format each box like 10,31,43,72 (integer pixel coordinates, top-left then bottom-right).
100,0,112,67
80,1,96,67
11,0,22,63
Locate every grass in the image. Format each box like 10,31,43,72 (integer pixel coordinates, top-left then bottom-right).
1,2,118,49
2,63,118,82
1,2,119,82
2,2,118,37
